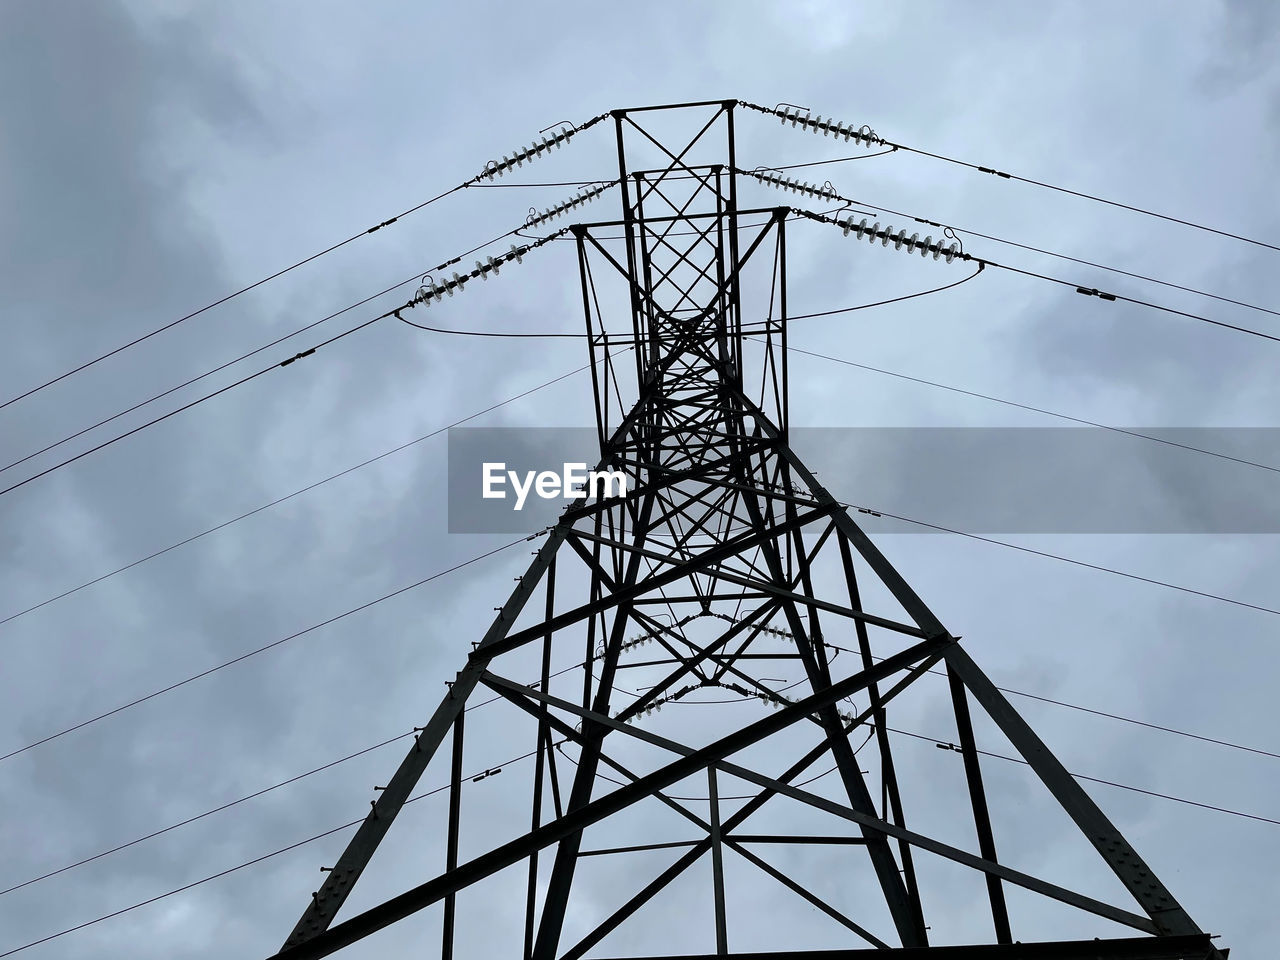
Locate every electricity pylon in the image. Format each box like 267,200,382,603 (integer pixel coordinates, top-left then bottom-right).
271,101,1225,960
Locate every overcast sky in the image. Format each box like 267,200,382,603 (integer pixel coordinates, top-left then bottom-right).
1,1,1277,957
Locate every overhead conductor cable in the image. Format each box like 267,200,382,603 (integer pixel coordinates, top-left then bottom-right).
782,206,1280,344
740,97,1280,254
0,224,565,502
0,113,607,415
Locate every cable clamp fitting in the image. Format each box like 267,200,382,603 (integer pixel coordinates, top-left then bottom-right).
279,348,316,368
1076,286,1117,301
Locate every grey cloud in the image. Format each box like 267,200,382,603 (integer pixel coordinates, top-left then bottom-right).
1,0,1277,957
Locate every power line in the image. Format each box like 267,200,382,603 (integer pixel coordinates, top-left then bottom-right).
787,205,1280,347
485,161,1279,324
0,224,528,480
11,342,1264,773
0,656,595,899
0,731,412,898
395,290,1279,486
2,551,1269,942
0,742,552,959
615,677,1278,821
992,256,1280,344
883,140,1280,255
785,264,985,320
709,613,1279,765
9,303,1264,636
588,696,1279,822
0,186,464,415
0,356,610,629
12,563,1269,901
520,165,1279,327
739,99,1280,254
0,312,386,502
397,317,590,339
395,267,987,340
785,344,1280,476
14,618,1273,904
3,709,1270,958
8,488,1266,898
976,687,1280,762
13,466,1267,776
13,510,1260,897
18,102,1267,950
7,302,1269,926
0,232,563,503
20,114,1263,438
812,193,1280,321
831,498,1280,618
592,667,1279,823
0,536,536,764
0,279,408,480
761,147,898,171
0,110,609,416
889,726,1280,826
826,646,1280,762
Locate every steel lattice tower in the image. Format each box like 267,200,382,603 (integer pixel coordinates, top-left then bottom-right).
271,101,1225,960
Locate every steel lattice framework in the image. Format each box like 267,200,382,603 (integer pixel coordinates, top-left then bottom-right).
270,101,1226,960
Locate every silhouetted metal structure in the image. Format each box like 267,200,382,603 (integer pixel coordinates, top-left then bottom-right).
271,101,1225,960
